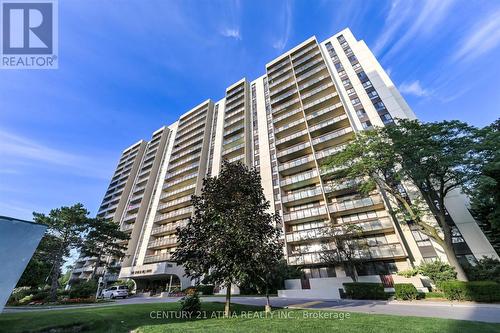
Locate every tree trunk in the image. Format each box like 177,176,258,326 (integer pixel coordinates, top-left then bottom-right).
265,288,271,314
440,217,468,281
49,255,62,302
352,264,359,282
224,282,231,317
421,191,468,281
91,254,101,281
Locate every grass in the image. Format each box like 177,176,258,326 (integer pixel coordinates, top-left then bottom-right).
0,302,499,333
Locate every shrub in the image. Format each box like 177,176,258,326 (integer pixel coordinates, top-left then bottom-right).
179,292,201,314
112,279,136,291
394,283,418,300
8,287,33,305
424,292,445,299
69,280,97,299
465,257,500,283
438,281,500,302
197,285,215,295
31,290,50,302
418,261,456,285
343,283,388,300
397,268,418,278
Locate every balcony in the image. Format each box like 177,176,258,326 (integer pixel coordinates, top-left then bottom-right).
295,64,327,83
161,184,196,201
280,169,319,190
323,178,359,195
282,186,323,205
278,154,316,175
315,143,347,161
148,237,177,249
267,59,291,76
121,223,135,232
286,226,329,243
293,50,321,68
329,195,384,215
172,136,203,154
311,127,353,149
224,124,245,138
298,74,330,91
222,143,245,157
271,97,300,115
165,163,198,180
294,57,323,76
144,253,173,264
155,207,193,224
274,118,306,137
300,82,334,102
268,73,294,90
283,206,328,223
151,219,188,236
308,114,349,136
157,195,191,213
163,172,197,189
272,108,303,126
291,43,317,60
168,154,199,171
274,129,309,148
302,92,339,113
271,88,298,106
224,114,245,129
276,141,312,162
169,144,202,163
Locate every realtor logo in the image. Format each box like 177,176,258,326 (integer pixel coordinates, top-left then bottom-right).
1,0,58,69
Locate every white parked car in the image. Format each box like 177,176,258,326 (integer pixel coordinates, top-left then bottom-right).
102,285,129,299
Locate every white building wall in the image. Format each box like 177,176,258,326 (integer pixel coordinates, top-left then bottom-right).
136,122,178,266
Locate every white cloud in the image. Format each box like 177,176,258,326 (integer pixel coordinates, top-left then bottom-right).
220,27,241,40
272,0,292,51
399,80,431,97
372,0,413,55
381,0,455,60
0,129,111,180
451,9,500,63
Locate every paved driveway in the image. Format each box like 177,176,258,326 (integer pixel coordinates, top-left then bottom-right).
4,296,500,323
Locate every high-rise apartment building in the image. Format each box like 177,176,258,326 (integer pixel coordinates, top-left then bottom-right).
70,28,498,291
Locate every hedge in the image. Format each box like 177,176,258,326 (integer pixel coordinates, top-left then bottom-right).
394,283,418,300
438,281,500,302
197,285,215,295
343,282,388,300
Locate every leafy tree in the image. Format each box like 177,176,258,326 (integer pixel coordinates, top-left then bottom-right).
385,119,482,280
465,257,500,283
33,204,91,301
418,260,457,285
322,129,443,258
173,161,282,317
80,217,130,281
469,119,500,254
243,235,283,313
320,223,368,281
16,234,59,288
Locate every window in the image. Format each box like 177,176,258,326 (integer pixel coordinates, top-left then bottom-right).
356,109,367,118
351,97,361,105
367,90,379,99
374,101,385,111
346,88,356,95
357,71,368,82
362,120,372,129
342,79,351,86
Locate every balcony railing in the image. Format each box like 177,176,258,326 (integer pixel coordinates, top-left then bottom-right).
311,127,353,146
329,195,384,214
280,169,319,188
283,206,328,223
144,253,173,264
278,154,315,172
154,207,193,223
151,219,189,235
282,186,323,204
148,237,177,248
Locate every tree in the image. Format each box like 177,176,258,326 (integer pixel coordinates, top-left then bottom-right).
16,234,59,288
243,232,283,313
322,129,443,258
33,204,92,301
320,223,368,281
80,217,130,282
173,161,282,317
385,119,481,280
469,119,500,254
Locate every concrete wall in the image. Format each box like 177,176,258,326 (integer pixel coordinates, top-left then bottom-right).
0,217,47,312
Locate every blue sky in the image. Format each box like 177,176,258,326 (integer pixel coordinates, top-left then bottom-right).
1,0,500,221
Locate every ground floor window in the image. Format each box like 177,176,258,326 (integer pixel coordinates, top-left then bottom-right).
357,261,398,276
302,266,336,278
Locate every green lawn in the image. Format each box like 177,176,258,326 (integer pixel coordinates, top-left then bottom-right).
0,302,499,333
